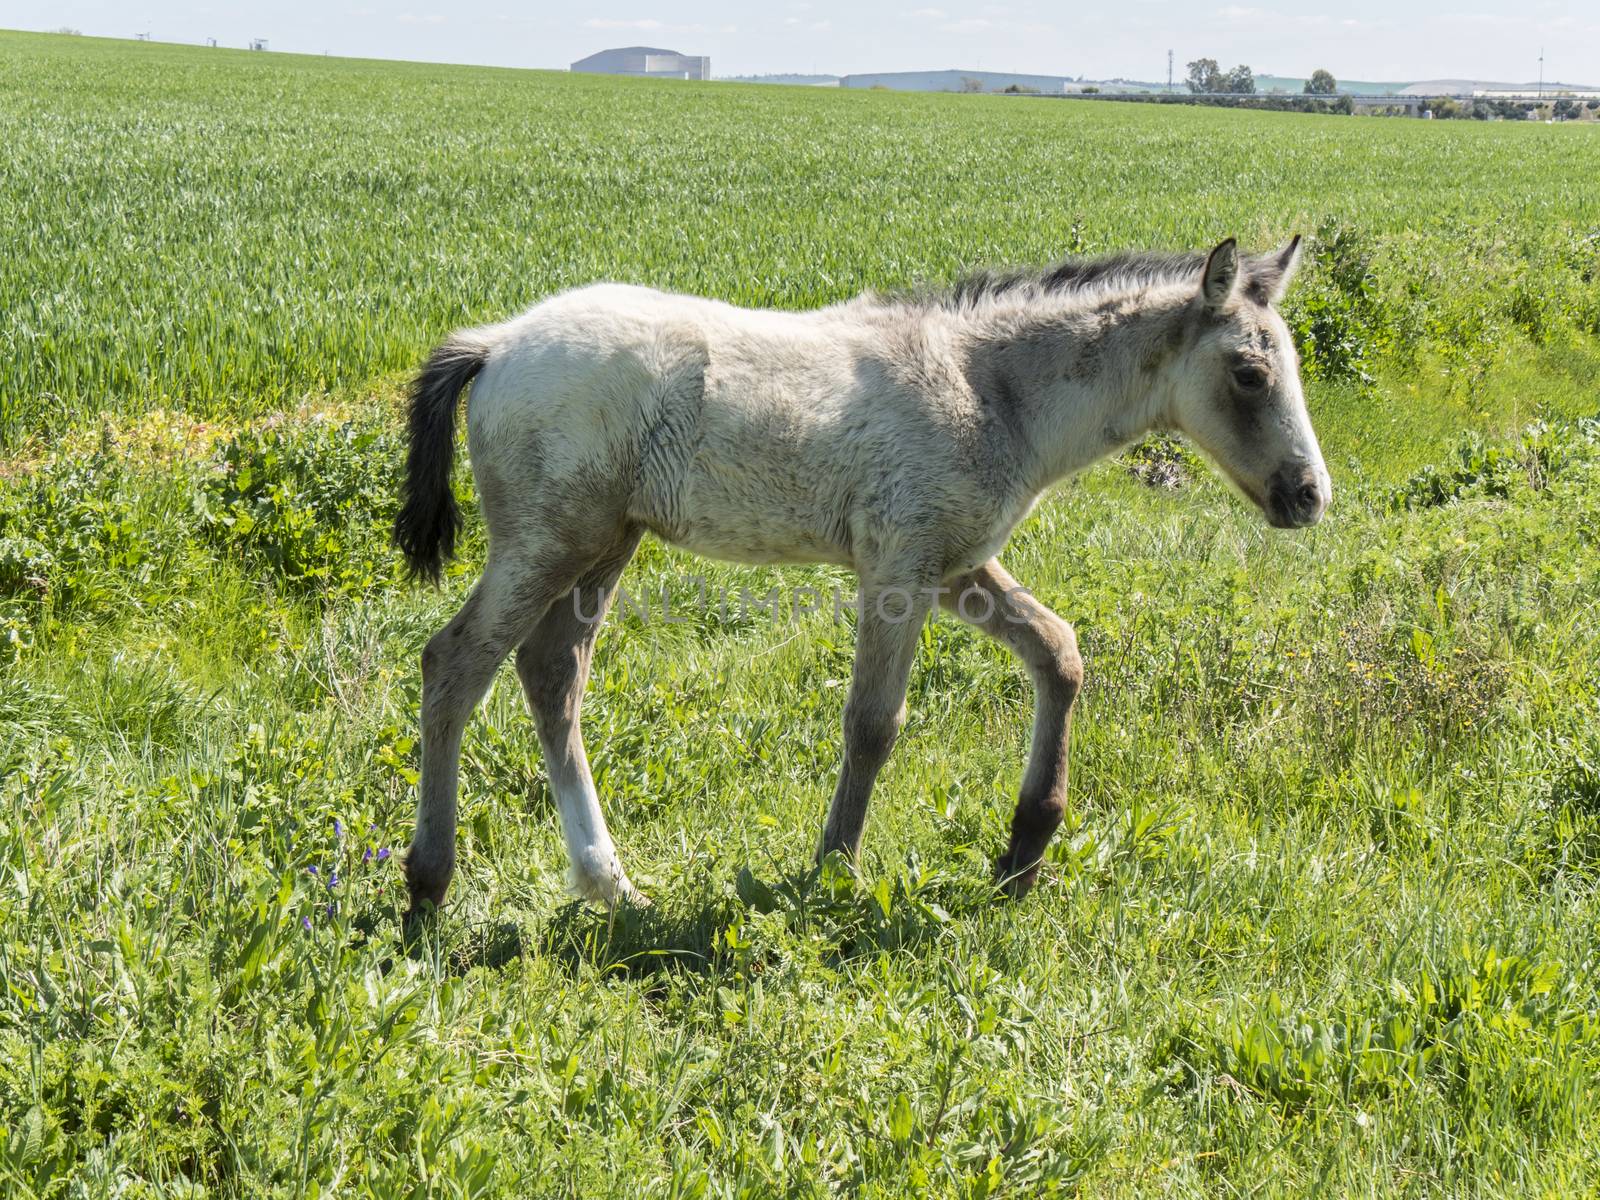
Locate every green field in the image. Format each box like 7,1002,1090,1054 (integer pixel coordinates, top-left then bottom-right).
3,29,1600,1198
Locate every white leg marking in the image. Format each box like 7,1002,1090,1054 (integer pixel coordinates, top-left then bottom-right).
546,758,645,907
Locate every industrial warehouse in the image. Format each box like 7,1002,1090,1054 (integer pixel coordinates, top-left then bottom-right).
570,46,709,80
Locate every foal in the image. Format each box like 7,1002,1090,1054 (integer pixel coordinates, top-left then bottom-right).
394,238,1328,922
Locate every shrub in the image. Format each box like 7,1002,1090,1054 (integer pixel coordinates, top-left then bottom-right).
1284,221,1386,383
196,418,407,594
0,450,163,619
1388,419,1599,511
1122,435,1200,490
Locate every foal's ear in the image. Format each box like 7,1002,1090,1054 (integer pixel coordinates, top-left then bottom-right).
1200,238,1239,310
1251,234,1304,304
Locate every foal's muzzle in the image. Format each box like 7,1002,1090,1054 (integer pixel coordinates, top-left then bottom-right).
1265,462,1329,529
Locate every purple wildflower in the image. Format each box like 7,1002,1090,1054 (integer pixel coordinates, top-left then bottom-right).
307,865,319,876
363,847,373,863
301,916,312,931
327,872,339,889
377,848,390,861
333,818,344,840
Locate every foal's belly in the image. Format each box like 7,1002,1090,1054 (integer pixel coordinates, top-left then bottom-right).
633,431,857,569
657,510,854,570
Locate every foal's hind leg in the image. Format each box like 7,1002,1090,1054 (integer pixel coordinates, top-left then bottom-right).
514,529,645,907
941,559,1082,898
404,549,589,924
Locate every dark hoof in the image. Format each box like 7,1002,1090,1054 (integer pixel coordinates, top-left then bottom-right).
401,897,439,943
401,847,451,926
993,852,1042,900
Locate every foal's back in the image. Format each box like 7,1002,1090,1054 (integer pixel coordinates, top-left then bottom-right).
464,283,998,570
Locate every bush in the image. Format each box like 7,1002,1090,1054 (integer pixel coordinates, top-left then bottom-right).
0,450,165,620
1284,221,1386,383
1388,420,1599,511
197,418,407,594
0,412,424,630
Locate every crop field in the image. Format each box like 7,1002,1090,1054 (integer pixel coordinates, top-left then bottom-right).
3,27,1600,1198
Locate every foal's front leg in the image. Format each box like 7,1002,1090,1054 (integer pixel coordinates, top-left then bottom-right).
941,559,1083,897
817,584,933,863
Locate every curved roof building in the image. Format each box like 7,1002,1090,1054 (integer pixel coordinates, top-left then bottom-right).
570,47,710,80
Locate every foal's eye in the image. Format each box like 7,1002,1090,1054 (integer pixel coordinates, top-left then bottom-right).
1232,364,1268,391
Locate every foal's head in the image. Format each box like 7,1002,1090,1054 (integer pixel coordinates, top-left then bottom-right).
1168,237,1330,529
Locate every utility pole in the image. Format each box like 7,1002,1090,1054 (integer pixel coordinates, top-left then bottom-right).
1167,49,1174,92
1537,47,1544,100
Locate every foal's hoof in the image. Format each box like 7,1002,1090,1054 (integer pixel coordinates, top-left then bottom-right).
401,899,439,942
993,852,1043,900
568,855,650,910
616,884,653,910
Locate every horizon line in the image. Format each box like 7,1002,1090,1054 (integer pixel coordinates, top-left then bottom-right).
3,25,1592,92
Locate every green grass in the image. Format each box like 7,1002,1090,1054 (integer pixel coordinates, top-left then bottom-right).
3,28,1600,1199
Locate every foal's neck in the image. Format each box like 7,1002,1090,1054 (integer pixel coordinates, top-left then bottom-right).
965,289,1189,495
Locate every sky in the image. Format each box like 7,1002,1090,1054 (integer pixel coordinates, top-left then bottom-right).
6,0,1597,83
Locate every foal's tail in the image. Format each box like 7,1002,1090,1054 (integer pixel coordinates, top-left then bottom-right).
394,333,492,584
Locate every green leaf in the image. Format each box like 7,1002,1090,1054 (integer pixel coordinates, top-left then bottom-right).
888,1093,914,1142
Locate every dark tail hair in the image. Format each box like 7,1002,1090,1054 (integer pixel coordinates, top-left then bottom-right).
394,334,490,584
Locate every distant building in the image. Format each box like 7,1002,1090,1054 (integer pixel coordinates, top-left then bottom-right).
1475,88,1600,99
840,69,1072,93
570,46,709,80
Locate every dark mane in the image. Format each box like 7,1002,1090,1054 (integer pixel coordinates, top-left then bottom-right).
942,249,1208,310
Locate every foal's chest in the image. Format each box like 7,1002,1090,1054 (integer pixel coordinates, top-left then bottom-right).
944,491,1043,579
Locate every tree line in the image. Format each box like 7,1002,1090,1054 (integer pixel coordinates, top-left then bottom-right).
1186,60,1338,96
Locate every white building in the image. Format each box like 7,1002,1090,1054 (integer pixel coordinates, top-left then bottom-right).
840,69,1073,93
1475,89,1600,99
570,47,710,80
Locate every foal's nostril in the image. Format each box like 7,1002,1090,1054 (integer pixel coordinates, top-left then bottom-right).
1266,465,1326,528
